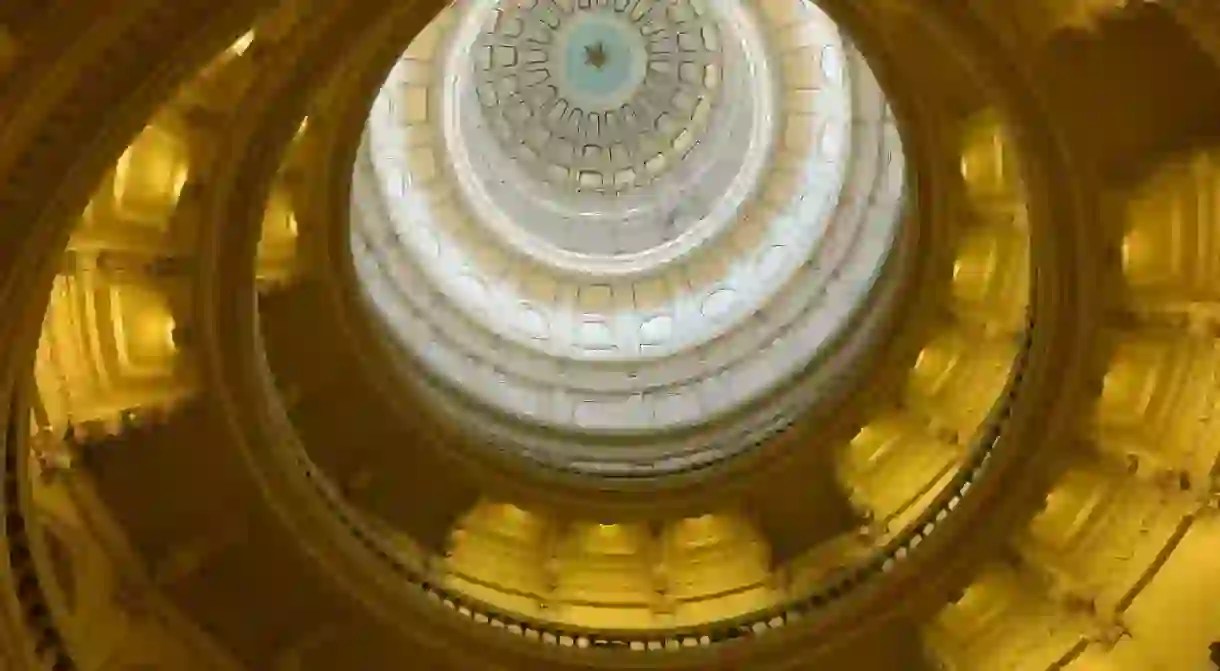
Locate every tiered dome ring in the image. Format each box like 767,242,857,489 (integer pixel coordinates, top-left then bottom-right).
352,0,907,475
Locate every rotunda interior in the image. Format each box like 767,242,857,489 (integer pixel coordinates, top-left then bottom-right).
2,0,1220,670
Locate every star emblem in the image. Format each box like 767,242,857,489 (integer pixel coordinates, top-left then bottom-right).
584,42,609,70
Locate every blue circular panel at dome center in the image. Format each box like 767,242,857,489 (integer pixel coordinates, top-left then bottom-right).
558,16,645,107
564,24,633,94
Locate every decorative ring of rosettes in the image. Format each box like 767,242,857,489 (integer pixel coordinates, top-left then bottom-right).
471,0,724,193
445,0,771,270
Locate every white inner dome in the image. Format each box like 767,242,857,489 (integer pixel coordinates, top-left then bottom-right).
351,0,908,476
446,0,773,275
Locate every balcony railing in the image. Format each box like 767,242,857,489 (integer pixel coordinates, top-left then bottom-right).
283,311,1035,651
3,394,76,670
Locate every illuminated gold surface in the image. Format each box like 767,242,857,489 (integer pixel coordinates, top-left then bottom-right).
5,1,1220,669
